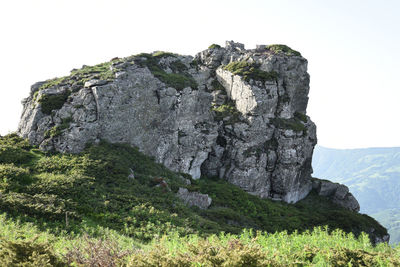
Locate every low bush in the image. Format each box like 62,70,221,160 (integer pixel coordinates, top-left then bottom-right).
64,234,130,267
0,164,31,191
39,61,120,91
271,117,307,133
128,228,400,266
0,146,32,164
135,53,197,90
0,237,65,266
223,61,278,83
294,111,308,123
212,101,241,124
210,79,225,91
208,44,221,49
38,91,71,115
266,44,302,56
0,133,390,260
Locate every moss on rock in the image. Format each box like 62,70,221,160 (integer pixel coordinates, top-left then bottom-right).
266,44,301,56
223,61,278,83
38,92,71,115
134,53,197,91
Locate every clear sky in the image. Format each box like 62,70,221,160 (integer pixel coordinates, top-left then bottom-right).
1,0,399,148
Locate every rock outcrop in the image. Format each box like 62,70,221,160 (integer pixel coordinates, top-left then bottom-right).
312,178,360,212
176,187,212,209
18,41,333,204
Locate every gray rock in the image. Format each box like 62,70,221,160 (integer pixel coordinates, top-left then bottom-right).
84,79,108,88
176,187,212,209
312,178,360,212
373,234,390,245
17,41,324,204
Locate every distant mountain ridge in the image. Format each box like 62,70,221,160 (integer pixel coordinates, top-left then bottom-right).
312,145,400,244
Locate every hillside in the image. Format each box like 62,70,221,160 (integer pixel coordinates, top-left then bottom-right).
312,145,400,244
2,42,396,265
0,134,395,265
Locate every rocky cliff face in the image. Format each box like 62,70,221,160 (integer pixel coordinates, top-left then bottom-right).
19,41,319,204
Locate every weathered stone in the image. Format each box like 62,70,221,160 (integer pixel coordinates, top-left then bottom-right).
176,187,212,209
84,79,108,88
312,178,360,212
18,41,323,204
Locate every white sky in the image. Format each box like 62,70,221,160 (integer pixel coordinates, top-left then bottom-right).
0,0,399,148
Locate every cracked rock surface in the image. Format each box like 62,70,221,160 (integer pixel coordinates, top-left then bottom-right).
19,41,326,204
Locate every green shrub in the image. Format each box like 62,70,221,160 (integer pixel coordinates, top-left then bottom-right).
44,117,73,138
70,61,116,82
0,133,31,150
0,134,388,247
212,101,241,124
170,60,188,73
271,117,307,133
135,53,197,90
294,111,308,123
0,146,32,164
0,237,65,266
122,204,191,241
0,164,31,191
39,61,119,91
266,44,301,56
38,91,71,115
223,61,278,83
128,228,400,267
211,79,225,91
38,77,68,91
0,192,70,220
152,51,177,58
208,43,221,49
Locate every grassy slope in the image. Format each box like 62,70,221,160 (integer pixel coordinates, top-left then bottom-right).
0,134,396,265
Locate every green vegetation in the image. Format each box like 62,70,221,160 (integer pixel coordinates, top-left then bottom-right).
212,101,241,124
0,141,32,165
32,60,123,115
38,91,71,115
0,236,65,267
294,111,308,123
272,117,307,133
44,117,73,138
34,52,198,116
267,44,302,56
130,228,400,266
135,53,197,90
39,61,119,91
223,61,278,83
208,43,221,49
0,134,395,265
210,79,225,91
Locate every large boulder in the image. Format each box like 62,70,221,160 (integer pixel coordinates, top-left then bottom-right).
312,178,360,212
176,188,212,209
18,42,317,203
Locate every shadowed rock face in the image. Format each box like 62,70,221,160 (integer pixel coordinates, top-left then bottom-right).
18,41,318,203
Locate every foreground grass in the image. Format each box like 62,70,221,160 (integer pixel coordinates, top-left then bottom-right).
132,228,400,266
1,216,399,266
